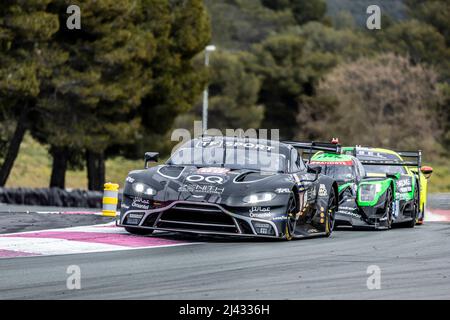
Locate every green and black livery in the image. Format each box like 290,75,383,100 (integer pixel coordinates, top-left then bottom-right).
310,152,402,229
342,147,428,225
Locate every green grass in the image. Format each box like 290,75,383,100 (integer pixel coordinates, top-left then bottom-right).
3,134,450,192
5,134,142,189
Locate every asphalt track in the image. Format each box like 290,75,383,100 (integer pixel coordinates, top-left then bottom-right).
1,220,450,299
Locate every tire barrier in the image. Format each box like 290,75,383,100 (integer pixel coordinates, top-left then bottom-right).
0,187,122,208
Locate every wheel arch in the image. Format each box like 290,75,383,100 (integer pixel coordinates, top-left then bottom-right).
332,181,339,207
390,179,396,194
291,184,300,212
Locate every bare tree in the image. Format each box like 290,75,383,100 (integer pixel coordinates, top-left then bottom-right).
297,53,444,157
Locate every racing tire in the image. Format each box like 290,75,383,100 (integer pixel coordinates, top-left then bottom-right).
284,194,298,241
416,206,425,225
125,227,154,236
404,186,419,228
384,187,394,230
325,187,337,237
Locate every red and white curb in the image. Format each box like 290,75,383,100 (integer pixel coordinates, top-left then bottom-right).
425,209,450,222
0,223,196,259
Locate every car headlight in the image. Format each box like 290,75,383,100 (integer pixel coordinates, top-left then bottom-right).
243,192,276,204
132,182,156,196
360,184,381,202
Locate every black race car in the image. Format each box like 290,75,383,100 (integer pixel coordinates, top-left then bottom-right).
117,136,340,240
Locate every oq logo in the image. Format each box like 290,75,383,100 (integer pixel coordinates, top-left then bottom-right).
186,175,224,184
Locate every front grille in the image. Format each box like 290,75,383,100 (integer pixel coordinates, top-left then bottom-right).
236,219,254,234
142,213,158,227
156,203,239,233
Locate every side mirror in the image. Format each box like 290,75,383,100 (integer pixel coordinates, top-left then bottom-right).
421,166,433,179
307,165,322,175
144,152,159,168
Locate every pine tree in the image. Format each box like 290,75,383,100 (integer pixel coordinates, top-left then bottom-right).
0,0,59,186
30,0,210,190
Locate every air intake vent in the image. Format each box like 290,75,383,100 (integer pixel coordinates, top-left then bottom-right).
235,172,272,182
158,166,184,178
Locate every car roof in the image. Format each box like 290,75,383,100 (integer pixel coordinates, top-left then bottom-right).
187,136,293,158
311,152,355,164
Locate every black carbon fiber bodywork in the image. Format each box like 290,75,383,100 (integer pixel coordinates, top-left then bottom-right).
117,137,339,239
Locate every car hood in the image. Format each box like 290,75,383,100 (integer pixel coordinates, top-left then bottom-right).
125,165,289,202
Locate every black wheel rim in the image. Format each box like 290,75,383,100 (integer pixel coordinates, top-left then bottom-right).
287,196,297,236
327,189,337,233
386,188,393,227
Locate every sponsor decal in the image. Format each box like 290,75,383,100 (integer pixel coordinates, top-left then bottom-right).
131,197,150,210
250,213,272,218
128,213,144,219
197,167,230,175
337,207,360,219
126,176,135,183
393,199,400,219
398,187,412,193
249,207,271,218
309,187,317,199
300,191,308,210
186,175,224,184
178,184,225,195
397,179,412,187
397,179,412,193
275,188,291,194
121,203,130,209
272,215,288,221
318,184,328,197
310,161,353,166
397,193,412,201
196,140,275,151
356,150,386,159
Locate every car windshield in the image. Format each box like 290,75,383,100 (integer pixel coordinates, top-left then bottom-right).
167,146,286,173
311,162,355,182
364,165,406,175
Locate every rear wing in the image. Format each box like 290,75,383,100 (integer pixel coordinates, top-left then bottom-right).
359,159,421,167
283,141,341,161
349,147,422,168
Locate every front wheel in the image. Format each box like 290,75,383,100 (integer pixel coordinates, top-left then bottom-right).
325,187,337,237
125,227,154,236
284,194,298,241
384,188,394,229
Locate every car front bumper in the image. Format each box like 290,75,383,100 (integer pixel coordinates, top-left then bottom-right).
118,200,284,239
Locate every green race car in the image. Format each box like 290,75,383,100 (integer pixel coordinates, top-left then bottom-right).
310,152,414,229
342,147,433,225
